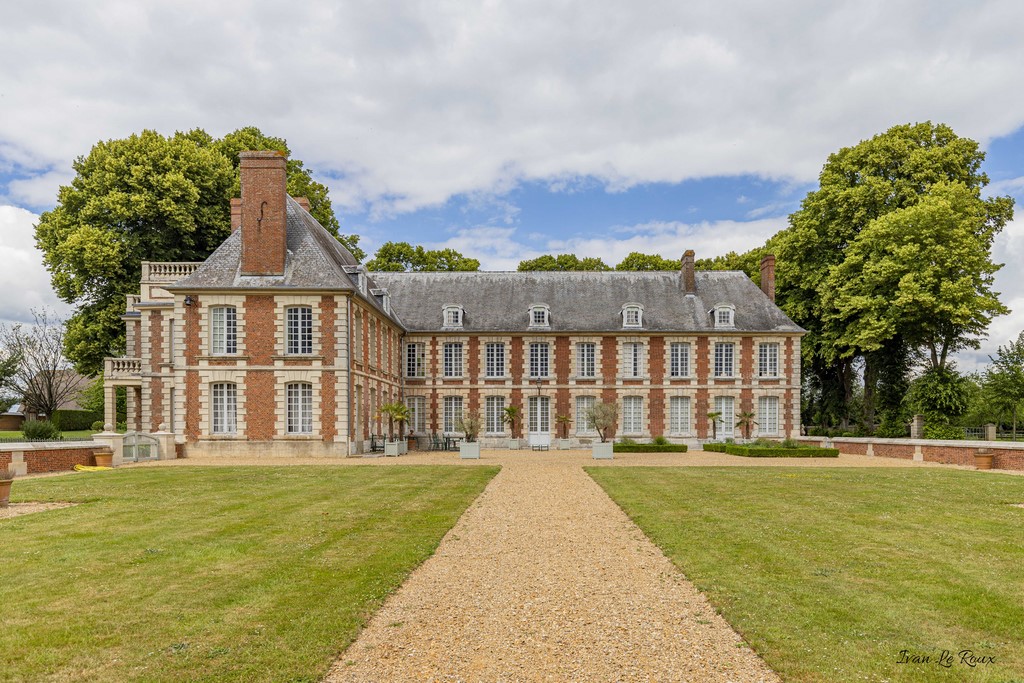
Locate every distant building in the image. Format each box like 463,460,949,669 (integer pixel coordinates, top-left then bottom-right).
105,151,804,456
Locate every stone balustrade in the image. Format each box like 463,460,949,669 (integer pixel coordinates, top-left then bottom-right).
141,261,201,283
105,357,142,377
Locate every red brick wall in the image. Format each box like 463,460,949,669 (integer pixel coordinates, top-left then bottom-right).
184,296,201,365
239,151,288,276
185,370,200,442
1,447,104,474
321,297,337,441
246,372,276,440
150,378,164,432
871,443,915,460
245,296,276,364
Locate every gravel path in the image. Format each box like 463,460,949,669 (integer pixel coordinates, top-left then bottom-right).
0,502,75,519
324,456,780,683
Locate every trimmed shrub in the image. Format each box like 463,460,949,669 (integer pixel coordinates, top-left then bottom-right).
724,444,839,458
701,442,728,452
91,420,105,431
613,443,688,453
923,422,964,440
51,409,103,431
22,419,62,440
652,435,669,446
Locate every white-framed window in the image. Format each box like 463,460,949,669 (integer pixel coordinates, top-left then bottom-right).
353,311,363,362
714,396,735,438
443,342,463,377
758,396,779,436
714,342,735,378
622,304,643,328
669,342,690,378
669,396,690,435
485,395,505,434
529,342,550,378
369,318,378,366
576,395,596,434
624,342,643,378
286,306,313,355
211,382,237,434
577,342,596,378
407,396,427,433
210,306,236,355
529,304,550,328
443,305,463,327
759,343,780,378
485,342,506,378
443,395,463,433
286,382,313,434
405,342,425,378
622,396,643,434
713,305,735,328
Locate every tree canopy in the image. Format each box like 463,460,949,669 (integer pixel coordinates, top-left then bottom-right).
366,241,480,272
518,254,611,271
34,127,355,375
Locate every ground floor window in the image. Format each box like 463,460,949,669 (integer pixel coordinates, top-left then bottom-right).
669,396,690,435
485,396,505,434
758,396,779,436
576,395,596,434
407,396,426,433
287,382,313,434
528,396,550,434
211,383,236,434
622,396,643,434
443,396,463,433
714,396,735,438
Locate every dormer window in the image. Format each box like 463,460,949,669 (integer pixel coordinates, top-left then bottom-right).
371,288,391,315
529,304,550,328
443,305,464,328
712,304,735,329
622,303,644,328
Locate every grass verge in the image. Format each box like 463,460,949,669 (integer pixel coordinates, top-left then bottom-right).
1,465,497,682
587,466,1024,682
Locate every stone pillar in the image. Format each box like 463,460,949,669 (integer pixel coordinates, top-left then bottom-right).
910,414,925,439
984,423,997,441
93,427,125,467
153,423,177,461
104,385,117,430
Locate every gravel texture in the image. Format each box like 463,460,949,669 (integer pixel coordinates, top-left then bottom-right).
324,454,781,682
0,502,75,519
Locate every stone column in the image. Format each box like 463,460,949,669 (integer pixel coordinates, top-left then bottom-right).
984,423,997,441
153,424,177,461
910,415,925,439
92,428,125,467
104,384,117,430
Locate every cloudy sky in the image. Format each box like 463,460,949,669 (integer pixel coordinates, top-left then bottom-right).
2,0,1024,371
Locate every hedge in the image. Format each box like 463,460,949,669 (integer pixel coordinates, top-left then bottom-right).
51,409,103,431
613,443,688,453
725,444,839,458
701,442,728,452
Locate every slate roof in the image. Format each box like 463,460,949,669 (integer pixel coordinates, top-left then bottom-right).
371,271,803,334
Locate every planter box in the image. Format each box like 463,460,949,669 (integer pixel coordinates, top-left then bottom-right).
460,442,481,459
507,438,520,450
557,439,571,450
384,441,400,457
592,442,613,459
398,440,408,455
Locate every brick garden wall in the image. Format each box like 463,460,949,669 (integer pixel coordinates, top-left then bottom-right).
798,436,1024,471
2,443,107,475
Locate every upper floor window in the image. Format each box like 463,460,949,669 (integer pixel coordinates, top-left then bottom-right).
622,304,643,328
713,304,735,329
443,342,464,377
577,342,596,378
406,342,425,378
669,342,690,377
210,306,237,355
714,342,735,378
759,342,780,378
529,342,550,378
443,305,463,328
529,304,550,328
353,311,363,362
624,342,643,378
286,306,313,355
485,342,506,378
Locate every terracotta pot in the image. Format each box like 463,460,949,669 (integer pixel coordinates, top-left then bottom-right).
975,448,993,471
0,478,12,508
94,450,114,468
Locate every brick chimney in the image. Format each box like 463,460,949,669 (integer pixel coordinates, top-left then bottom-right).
680,250,696,296
239,151,288,276
294,197,311,213
230,198,242,233
760,254,776,302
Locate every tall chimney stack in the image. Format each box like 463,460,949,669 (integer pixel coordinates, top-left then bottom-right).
230,198,242,233
680,250,696,296
239,151,288,276
760,254,776,302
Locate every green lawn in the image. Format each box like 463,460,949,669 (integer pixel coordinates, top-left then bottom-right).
0,429,97,440
587,467,1024,682
1,465,497,682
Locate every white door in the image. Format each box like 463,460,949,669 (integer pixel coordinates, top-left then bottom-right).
715,396,735,439
528,396,551,447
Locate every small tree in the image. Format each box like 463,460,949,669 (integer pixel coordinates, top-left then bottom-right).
707,411,722,440
555,414,572,439
0,310,81,418
735,411,757,440
456,413,483,443
378,402,411,440
985,332,1024,439
585,402,619,443
503,405,521,438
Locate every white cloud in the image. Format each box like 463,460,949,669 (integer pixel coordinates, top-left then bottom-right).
2,1,1024,214
0,205,73,326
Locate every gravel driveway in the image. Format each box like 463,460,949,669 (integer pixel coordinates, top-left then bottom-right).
324,454,781,682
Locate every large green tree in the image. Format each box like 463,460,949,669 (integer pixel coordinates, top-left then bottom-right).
984,331,1024,438
366,241,480,272
614,252,679,271
517,254,611,271
35,127,354,375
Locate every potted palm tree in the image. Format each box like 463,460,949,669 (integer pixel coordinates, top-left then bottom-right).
503,405,522,449
556,414,572,449
379,402,404,456
0,465,14,508
586,401,619,459
457,413,483,459
707,411,722,441
735,411,757,442
392,403,410,454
